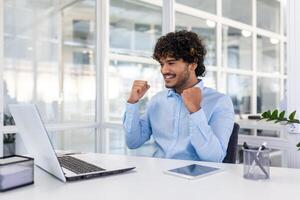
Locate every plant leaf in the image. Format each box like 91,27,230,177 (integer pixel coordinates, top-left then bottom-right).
289,111,297,121
261,110,271,119
271,109,278,120
279,111,285,120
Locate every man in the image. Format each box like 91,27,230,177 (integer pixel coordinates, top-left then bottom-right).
123,30,234,162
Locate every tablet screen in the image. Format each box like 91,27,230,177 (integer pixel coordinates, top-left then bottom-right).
169,164,220,177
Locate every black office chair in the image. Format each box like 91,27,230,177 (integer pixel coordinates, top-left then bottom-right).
223,123,240,164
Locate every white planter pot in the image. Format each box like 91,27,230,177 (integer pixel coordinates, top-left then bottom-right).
286,123,300,134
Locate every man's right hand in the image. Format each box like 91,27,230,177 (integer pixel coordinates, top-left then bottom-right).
127,80,150,104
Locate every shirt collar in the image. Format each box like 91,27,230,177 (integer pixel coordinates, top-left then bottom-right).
167,79,204,97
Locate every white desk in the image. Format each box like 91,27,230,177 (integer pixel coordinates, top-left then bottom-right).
1,153,299,200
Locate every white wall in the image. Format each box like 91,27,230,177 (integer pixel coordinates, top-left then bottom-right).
286,0,300,168
0,0,3,156
287,1,300,114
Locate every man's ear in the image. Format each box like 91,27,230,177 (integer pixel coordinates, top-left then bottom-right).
189,63,198,71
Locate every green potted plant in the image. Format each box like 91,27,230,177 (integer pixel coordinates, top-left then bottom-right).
3,114,16,156
261,109,300,150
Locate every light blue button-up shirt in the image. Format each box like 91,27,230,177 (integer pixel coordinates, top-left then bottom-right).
123,80,234,162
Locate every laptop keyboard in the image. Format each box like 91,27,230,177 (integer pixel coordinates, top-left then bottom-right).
58,156,105,174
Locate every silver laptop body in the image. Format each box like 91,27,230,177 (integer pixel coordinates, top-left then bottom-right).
9,104,135,182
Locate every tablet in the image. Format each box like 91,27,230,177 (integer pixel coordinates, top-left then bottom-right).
164,164,222,179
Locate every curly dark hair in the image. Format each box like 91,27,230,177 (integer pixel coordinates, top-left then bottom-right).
153,30,207,77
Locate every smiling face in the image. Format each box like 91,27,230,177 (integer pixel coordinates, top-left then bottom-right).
159,57,198,93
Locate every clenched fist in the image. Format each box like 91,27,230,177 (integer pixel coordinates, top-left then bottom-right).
181,87,202,113
127,80,150,104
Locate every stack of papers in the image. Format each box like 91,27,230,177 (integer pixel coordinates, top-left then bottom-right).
0,156,34,191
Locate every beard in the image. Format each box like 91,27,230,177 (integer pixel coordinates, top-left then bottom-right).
164,67,190,90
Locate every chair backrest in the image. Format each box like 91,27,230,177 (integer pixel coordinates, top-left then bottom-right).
223,123,240,164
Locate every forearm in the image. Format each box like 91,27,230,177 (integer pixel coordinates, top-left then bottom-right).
189,109,233,162
123,103,151,149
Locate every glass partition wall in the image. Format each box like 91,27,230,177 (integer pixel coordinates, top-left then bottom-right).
0,0,286,159
1,0,97,154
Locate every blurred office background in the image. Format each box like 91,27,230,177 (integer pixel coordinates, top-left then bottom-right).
0,0,288,166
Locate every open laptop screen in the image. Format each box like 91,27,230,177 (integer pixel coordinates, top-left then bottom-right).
9,104,66,182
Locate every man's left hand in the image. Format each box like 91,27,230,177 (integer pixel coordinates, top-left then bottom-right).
181,87,202,113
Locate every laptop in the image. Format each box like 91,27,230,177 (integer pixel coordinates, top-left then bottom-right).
9,104,135,182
